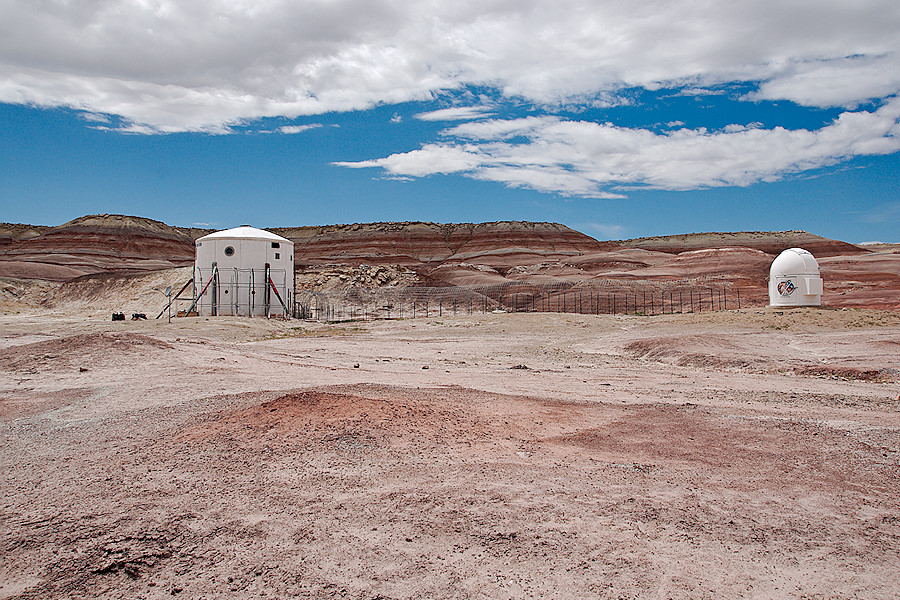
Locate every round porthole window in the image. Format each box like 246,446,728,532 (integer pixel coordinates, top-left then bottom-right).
224,246,235,257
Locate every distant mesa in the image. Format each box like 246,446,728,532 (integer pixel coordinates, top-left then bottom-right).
620,230,866,257
0,214,199,281
0,213,896,310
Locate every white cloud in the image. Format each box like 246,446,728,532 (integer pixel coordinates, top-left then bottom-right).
749,55,900,107
415,106,495,121
335,144,485,177
91,121,161,135
1,0,898,131
78,111,110,124
337,99,900,197
279,124,321,134
584,223,626,238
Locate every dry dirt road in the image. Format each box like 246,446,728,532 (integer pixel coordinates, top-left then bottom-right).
2,308,899,599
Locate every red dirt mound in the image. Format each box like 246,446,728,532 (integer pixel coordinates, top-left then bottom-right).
181,388,523,454
0,331,174,373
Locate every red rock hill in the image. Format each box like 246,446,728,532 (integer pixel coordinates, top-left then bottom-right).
0,214,197,281
2,214,895,309
273,221,615,268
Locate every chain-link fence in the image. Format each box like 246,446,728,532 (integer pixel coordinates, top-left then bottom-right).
294,278,741,321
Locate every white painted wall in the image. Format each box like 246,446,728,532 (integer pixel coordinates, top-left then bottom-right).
768,248,823,307
194,227,294,317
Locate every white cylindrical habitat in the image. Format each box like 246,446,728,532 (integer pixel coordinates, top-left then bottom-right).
193,226,294,317
768,247,823,307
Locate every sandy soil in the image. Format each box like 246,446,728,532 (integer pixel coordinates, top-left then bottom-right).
2,307,899,599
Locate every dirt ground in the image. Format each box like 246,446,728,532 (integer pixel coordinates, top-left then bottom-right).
1,306,899,599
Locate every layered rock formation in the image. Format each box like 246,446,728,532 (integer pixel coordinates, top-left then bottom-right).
619,230,867,257
274,221,614,268
0,214,199,281
2,214,896,309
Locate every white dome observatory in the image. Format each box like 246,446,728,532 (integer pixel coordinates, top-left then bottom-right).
192,226,294,317
768,248,823,307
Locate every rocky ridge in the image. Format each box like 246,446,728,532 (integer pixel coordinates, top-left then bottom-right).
1,214,897,309
0,215,199,281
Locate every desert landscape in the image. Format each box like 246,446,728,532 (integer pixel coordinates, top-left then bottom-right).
2,216,899,599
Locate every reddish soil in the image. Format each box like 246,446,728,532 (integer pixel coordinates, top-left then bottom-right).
1,307,899,599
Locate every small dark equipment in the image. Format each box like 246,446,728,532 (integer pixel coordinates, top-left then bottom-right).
131,313,147,320
112,312,126,321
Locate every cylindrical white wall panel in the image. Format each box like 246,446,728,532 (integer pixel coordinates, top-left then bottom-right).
194,226,294,317
768,248,823,307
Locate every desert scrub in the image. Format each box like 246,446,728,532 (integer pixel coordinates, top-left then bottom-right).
267,324,367,339
846,310,900,328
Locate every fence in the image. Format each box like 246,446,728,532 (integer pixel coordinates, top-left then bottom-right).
192,266,292,317
294,278,740,321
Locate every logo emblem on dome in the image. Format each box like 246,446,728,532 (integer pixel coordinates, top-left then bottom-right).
777,280,796,296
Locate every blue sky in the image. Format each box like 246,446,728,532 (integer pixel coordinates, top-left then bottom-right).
1,1,898,243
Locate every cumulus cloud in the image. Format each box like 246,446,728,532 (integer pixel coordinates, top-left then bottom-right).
335,144,486,177
1,0,899,132
337,99,900,197
749,54,900,107
4,0,900,197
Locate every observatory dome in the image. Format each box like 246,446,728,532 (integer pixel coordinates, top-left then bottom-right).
768,248,823,307
197,225,290,243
